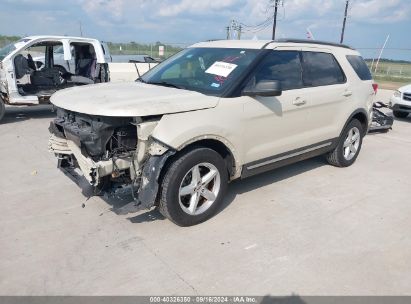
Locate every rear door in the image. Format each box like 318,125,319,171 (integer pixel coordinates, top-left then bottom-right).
298,48,351,143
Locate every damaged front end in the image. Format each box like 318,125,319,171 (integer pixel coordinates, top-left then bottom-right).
48,108,174,212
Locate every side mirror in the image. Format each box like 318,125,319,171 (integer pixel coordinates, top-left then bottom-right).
242,80,282,97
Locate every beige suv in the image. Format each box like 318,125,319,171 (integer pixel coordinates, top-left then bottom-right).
49,39,375,226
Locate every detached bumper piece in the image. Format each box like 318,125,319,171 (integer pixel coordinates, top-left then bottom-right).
369,102,394,132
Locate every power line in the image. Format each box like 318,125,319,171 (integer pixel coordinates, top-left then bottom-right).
228,0,284,38
240,17,274,33
239,16,273,29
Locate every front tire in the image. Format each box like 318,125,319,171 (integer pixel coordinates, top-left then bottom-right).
327,119,364,167
158,147,228,226
393,110,408,119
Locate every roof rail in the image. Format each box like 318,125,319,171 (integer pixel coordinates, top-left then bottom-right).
271,38,353,50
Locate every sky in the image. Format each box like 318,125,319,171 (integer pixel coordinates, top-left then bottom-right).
0,0,410,60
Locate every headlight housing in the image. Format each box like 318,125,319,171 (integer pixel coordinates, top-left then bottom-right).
393,90,401,98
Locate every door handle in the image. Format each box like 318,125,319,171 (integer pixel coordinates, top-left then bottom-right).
293,97,306,106
343,90,353,97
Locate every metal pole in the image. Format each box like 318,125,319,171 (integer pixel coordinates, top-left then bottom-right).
272,0,279,40
340,0,349,43
374,34,390,74
370,58,375,71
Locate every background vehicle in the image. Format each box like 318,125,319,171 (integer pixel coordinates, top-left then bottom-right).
49,39,375,226
389,84,411,118
32,42,112,73
0,36,156,122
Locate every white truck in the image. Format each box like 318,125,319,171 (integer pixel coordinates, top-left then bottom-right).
0,35,156,121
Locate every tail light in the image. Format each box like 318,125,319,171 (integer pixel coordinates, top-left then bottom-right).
372,83,378,94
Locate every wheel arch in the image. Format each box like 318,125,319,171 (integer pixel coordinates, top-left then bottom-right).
160,136,241,181
342,108,369,136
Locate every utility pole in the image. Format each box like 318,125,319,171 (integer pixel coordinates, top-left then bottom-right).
272,0,280,40
237,25,242,40
226,26,230,40
340,0,349,43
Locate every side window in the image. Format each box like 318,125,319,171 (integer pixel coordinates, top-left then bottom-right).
251,51,303,90
301,52,346,87
346,55,372,80
51,43,63,64
23,45,46,65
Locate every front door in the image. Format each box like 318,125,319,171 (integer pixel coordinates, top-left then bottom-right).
241,50,314,165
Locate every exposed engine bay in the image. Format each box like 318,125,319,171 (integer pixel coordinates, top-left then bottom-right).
48,107,174,212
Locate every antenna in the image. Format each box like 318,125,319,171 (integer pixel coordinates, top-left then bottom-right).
79,20,83,37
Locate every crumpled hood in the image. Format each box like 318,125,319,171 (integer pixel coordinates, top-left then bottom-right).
50,81,219,117
399,84,411,94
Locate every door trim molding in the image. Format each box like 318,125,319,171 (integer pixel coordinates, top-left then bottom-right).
241,138,338,178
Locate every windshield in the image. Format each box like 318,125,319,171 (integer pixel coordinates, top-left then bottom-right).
0,39,31,61
140,47,261,96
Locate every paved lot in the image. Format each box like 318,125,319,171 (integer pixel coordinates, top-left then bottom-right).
1,90,410,295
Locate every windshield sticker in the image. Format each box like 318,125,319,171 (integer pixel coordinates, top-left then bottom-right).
211,82,220,88
205,61,237,77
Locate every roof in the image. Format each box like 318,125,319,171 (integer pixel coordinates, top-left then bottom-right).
24,35,99,42
190,40,273,49
190,39,355,51
275,38,353,49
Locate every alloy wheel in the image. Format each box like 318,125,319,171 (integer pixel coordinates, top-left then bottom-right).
343,126,361,161
178,162,221,216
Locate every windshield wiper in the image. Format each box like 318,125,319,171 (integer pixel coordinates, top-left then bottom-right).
147,81,185,90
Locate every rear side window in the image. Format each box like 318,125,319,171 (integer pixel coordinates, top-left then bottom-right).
301,52,346,87
346,55,372,80
251,51,303,90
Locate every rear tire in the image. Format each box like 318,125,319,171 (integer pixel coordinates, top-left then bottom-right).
326,119,364,167
393,110,408,118
158,147,228,226
0,97,5,123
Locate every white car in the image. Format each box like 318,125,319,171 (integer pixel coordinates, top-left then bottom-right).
389,84,411,118
49,39,375,226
